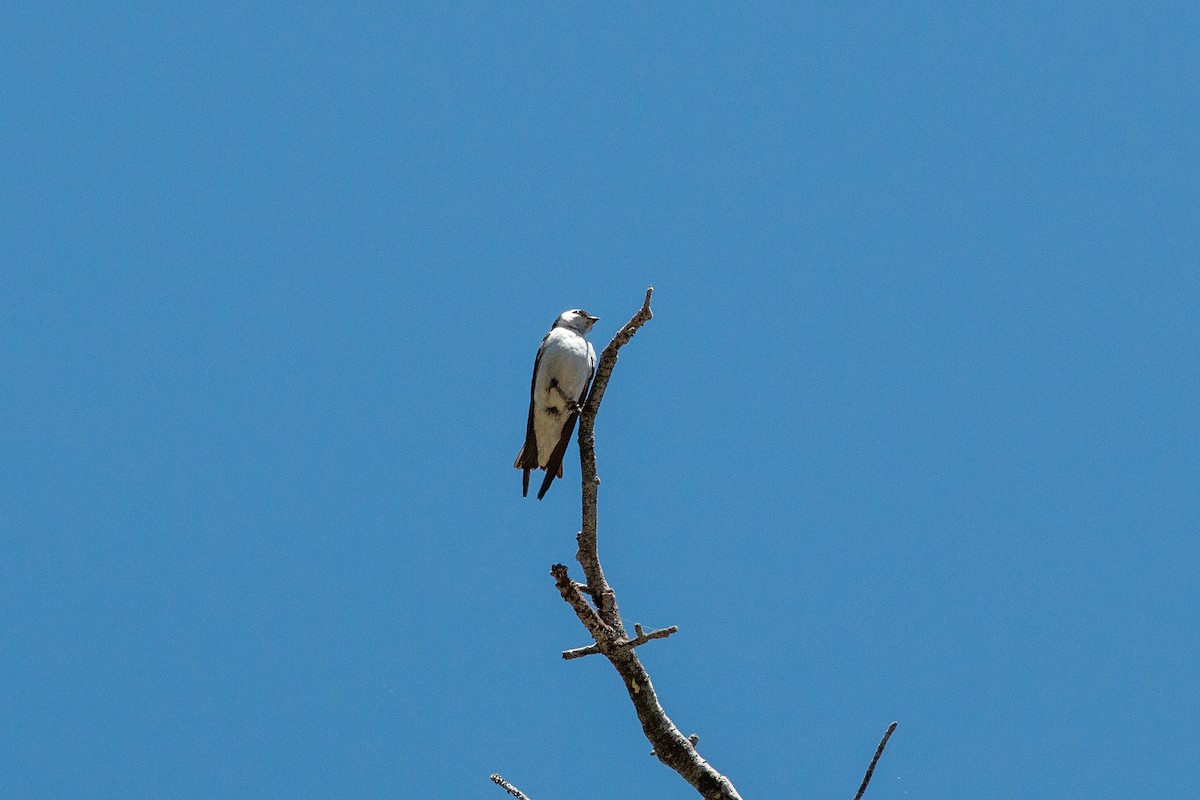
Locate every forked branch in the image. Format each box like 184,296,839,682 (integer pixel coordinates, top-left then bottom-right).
495,286,897,800
553,287,744,800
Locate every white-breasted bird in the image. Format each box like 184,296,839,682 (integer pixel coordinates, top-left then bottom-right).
514,309,600,499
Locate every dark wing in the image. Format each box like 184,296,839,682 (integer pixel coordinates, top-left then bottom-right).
513,333,549,497
580,344,596,409
537,413,577,500
536,349,595,500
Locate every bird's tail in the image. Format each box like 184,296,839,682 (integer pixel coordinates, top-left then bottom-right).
513,443,539,497
536,416,576,500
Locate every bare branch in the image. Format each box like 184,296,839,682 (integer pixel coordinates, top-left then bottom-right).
523,286,895,800
560,642,603,660
561,623,680,660
853,722,898,800
552,287,744,800
631,623,679,645
575,285,654,632
490,774,533,800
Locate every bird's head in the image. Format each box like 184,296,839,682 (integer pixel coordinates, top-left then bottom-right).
554,309,600,335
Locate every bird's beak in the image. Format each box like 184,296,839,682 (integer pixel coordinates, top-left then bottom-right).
587,314,600,322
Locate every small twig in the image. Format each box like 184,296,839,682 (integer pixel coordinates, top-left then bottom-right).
631,623,679,644
551,563,614,645
562,624,680,660
561,642,603,660
490,774,532,800
853,721,898,800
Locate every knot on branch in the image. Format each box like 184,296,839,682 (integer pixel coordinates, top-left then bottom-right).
651,734,698,758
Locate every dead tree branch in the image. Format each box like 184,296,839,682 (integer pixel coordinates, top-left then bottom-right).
489,774,532,800
552,286,744,800
512,285,895,800
853,722,898,800
572,285,655,633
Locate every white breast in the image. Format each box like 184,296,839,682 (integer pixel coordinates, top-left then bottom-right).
532,328,595,465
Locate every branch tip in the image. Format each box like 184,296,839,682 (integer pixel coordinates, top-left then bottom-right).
490,774,532,800
852,721,898,800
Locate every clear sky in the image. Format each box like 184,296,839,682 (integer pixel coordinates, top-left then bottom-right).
2,3,1197,799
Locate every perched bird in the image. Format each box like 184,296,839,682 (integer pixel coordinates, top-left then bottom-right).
514,309,600,499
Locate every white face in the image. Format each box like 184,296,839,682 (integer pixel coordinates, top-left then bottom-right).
556,309,599,334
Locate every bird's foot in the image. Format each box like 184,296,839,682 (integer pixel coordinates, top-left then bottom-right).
552,384,582,415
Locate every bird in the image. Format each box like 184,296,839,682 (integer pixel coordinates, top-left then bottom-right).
514,309,600,499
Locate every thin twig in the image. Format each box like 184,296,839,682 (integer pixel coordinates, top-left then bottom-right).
561,624,680,660
490,774,532,800
560,642,603,660
853,721,898,800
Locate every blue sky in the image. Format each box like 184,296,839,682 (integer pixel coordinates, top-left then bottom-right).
2,3,1197,798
